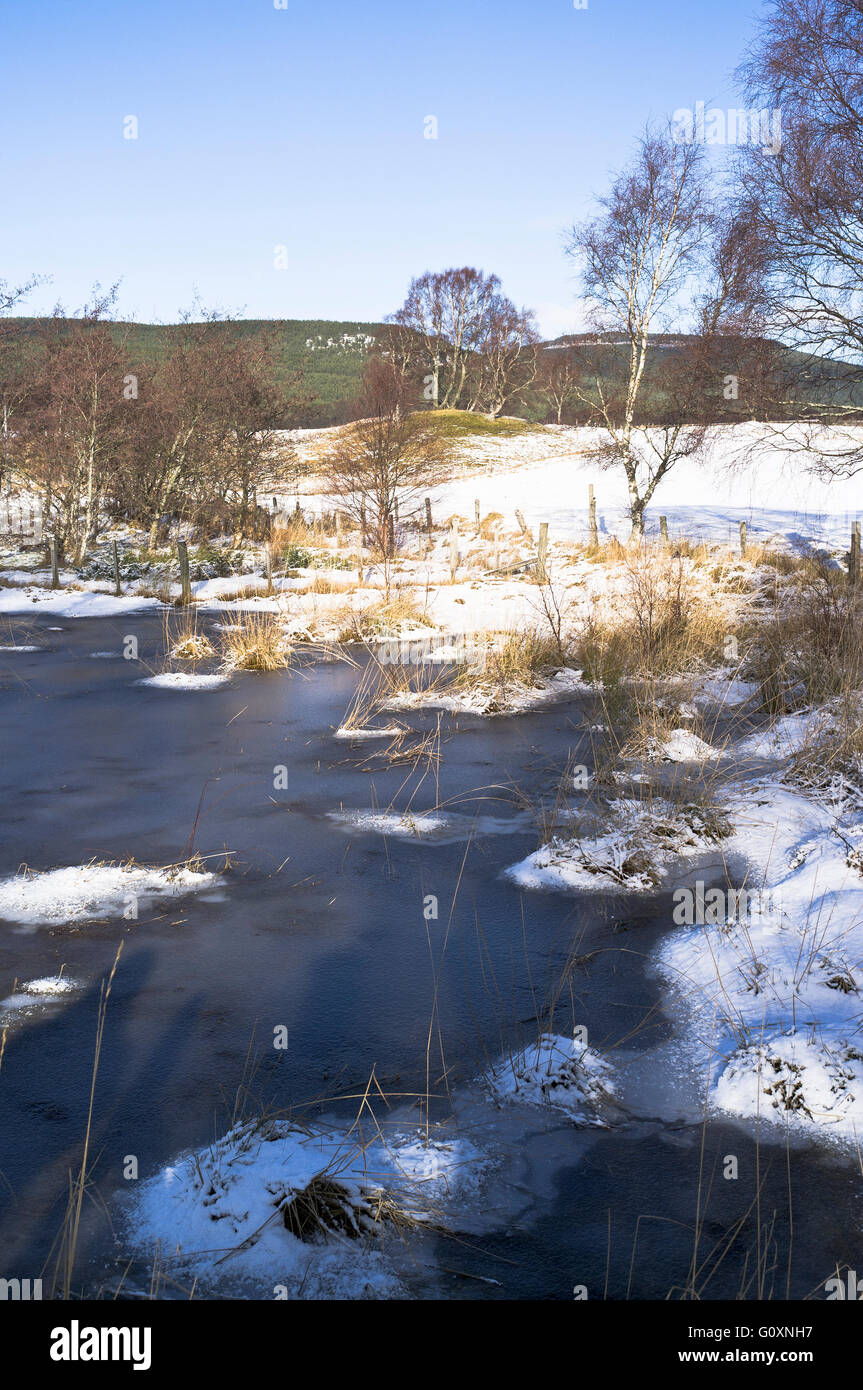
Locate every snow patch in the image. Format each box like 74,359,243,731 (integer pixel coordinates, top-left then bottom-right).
0,862,222,928
483,1035,616,1122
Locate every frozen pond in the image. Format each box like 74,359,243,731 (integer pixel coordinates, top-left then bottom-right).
0,614,858,1299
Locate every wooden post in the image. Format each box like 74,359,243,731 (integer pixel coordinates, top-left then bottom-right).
112,539,121,597
474,498,481,533
537,521,549,582
739,520,747,557
425,497,433,534
850,523,860,587
50,536,60,590
265,542,274,595
659,515,669,543
449,519,459,582
177,539,191,606
589,485,599,549
515,508,529,536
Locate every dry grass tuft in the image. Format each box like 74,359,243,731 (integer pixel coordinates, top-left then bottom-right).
219,613,293,671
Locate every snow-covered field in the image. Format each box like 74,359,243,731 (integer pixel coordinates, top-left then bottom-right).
282,420,863,548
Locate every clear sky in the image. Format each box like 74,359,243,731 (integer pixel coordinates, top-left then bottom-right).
1,0,766,336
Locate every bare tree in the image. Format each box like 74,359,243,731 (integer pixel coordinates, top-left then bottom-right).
734,0,863,474
0,274,44,316
467,295,539,417
386,266,537,415
122,307,239,548
23,287,132,561
566,126,714,537
537,343,582,424
321,358,447,582
216,331,310,540
0,273,45,489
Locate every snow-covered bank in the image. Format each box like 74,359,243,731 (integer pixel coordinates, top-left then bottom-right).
0,586,160,619
655,777,863,1142
507,797,732,894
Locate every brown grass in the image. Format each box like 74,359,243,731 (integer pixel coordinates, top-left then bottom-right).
219,613,293,671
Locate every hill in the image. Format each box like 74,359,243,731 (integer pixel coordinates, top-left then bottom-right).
1,317,389,428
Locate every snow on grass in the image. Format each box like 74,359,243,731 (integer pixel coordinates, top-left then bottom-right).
134,671,230,690
125,1112,488,1296
388,666,586,717
506,797,731,893
714,1034,863,1130
0,862,222,928
632,729,721,764
692,671,760,711
483,1034,616,1122
654,780,863,1142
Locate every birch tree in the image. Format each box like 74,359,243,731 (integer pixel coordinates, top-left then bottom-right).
566,127,714,537
733,0,863,475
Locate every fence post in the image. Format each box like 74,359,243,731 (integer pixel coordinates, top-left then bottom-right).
537,521,549,582
112,539,121,597
851,523,861,587
50,537,60,590
177,539,192,606
515,508,529,537
659,515,669,543
739,521,747,557
265,542,274,595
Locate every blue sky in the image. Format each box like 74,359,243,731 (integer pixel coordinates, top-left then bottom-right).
1,0,765,335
